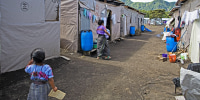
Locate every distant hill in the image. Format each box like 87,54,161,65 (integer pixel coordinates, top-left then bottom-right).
120,0,176,11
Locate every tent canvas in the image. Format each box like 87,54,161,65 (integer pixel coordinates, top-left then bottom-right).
0,0,45,25
121,6,143,37
45,0,60,21
189,17,200,63
0,0,60,73
60,0,78,52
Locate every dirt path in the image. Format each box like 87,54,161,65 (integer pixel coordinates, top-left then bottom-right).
58,25,180,100
1,25,181,100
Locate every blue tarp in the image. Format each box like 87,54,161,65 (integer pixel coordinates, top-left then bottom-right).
145,28,152,32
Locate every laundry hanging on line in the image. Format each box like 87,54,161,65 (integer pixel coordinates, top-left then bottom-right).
181,9,199,26
92,15,96,23
89,12,92,19
83,8,87,17
87,10,90,19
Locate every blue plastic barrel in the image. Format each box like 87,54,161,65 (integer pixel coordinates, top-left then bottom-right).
164,27,166,32
164,27,170,32
141,25,145,32
81,30,93,51
130,26,135,35
166,36,177,52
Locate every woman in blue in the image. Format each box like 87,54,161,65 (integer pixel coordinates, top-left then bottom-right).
25,48,57,100
96,20,111,60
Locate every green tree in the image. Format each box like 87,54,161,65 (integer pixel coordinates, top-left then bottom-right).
149,9,165,19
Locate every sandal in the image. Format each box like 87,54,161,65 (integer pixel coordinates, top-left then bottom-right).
97,56,102,59
103,56,111,60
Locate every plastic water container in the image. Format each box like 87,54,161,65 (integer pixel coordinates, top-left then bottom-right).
164,27,170,32
130,26,135,35
93,39,97,49
166,36,177,52
81,30,93,51
169,54,176,63
141,25,145,32
181,53,188,60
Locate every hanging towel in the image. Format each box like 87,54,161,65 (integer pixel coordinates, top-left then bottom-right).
185,10,199,25
92,15,96,23
111,14,116,25
87,10,90,18
83,8,87,17
89,12,92,20
190,10,199,23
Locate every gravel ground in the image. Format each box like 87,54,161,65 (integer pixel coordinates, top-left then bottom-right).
0,25,185,100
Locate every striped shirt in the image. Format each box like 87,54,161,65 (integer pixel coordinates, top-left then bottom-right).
96,25,106,35
25,64,54,81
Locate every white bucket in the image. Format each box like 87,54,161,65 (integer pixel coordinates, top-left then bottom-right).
181,53,188,60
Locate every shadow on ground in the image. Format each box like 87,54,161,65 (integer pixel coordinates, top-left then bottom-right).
0,57,122,100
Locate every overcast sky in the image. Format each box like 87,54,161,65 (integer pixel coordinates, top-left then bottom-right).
131,0,177,2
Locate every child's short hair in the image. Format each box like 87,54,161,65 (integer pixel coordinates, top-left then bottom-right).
31,48,45,63
98,20,104,25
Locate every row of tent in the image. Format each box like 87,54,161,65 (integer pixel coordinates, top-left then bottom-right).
60,0,145,52
168,0,200,63
0,0,145,73
169,0,200,99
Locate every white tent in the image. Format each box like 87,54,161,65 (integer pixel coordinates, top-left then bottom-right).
189,17,200,63
0,0,60,73
121,6,139,37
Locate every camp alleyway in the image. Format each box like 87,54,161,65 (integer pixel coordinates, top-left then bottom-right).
1,25,180,100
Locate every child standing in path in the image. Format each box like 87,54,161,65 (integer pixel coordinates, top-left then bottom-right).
25,48,57,100
96,20,111,60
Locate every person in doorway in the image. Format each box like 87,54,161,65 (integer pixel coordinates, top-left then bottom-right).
25,48,57,100
96,20,111,60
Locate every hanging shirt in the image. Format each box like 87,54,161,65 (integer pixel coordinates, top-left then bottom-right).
96,25,106,35
25,64,54,81
92,15,96,23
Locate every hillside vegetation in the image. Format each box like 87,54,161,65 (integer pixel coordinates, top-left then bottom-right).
120,0,175,11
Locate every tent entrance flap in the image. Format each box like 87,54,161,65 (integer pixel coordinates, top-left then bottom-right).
106,10,112,40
